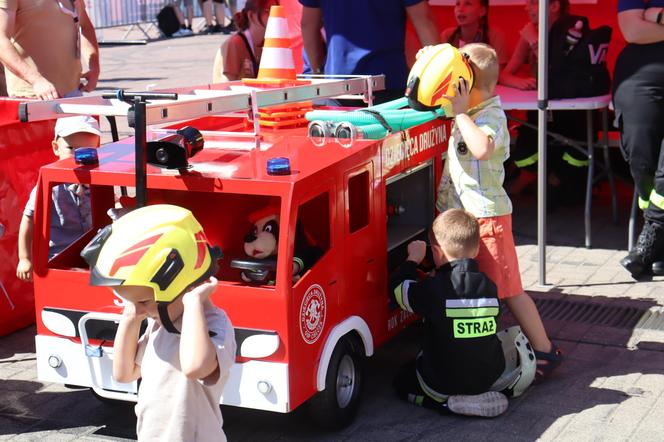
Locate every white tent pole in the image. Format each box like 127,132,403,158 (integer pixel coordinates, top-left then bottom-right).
537,0,550,286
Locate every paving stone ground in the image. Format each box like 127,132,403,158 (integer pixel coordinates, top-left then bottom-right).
2,24,663,441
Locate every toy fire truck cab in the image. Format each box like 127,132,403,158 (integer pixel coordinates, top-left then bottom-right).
23,77,448,429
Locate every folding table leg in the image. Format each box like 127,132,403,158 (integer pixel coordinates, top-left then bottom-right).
629,189,638,251
602,107,619,224
585,110,594,248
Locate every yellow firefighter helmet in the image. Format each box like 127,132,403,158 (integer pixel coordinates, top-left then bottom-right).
405,43,474,112
81,204,220,304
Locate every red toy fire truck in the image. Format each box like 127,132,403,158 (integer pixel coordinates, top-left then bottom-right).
20,76,449,428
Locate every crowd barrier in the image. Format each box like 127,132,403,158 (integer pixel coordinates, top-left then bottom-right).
83,0,222,40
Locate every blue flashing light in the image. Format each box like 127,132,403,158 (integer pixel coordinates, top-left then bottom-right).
267,157,291,176
74,148,99,165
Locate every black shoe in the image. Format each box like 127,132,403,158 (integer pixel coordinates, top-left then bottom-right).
212,24,223,33
621,251,650,279
201,25,216,34
620,221,664,279
652,245,664,276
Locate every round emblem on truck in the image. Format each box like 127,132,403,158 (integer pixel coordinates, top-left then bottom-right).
300,284,326,344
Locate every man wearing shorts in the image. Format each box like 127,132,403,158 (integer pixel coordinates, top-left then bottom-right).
0,0,99,99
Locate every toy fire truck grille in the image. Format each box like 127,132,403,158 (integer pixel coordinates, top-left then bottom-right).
42,308,274,356
42,308,148,340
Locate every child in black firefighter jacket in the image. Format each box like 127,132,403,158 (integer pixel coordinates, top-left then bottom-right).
390,208,508,418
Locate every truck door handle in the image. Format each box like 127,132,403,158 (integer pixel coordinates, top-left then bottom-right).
329,280,337,286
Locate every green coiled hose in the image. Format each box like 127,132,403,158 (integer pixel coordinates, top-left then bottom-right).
305,97,447,140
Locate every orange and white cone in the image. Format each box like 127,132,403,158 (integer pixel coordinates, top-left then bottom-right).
243,5,308,87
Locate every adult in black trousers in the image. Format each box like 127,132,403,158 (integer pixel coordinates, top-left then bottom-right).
613,0,664,278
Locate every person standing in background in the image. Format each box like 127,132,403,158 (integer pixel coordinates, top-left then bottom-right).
200,0,237,34
300,0,439,104
16,116,101,282
613,0,664,279
440,0,508,70
499,0,589,211
0,0,99,99
171,0,195,36
212,0,278,82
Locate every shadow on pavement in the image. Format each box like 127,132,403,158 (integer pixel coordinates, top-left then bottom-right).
0,379,136,440
0,325,36,361
2,295,663,441
223,292,664,441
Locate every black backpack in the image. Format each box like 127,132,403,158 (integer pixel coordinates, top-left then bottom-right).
548,15,612,99
157,5,180,38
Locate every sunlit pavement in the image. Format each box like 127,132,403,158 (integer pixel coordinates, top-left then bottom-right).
2,24,663,442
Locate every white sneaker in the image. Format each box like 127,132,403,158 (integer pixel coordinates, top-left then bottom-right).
447,391,509,418
172,28,193,37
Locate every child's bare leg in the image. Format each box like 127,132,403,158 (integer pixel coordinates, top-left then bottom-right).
214,2,226,26
504,293,551,352
186,6,193,27
201,0,214,26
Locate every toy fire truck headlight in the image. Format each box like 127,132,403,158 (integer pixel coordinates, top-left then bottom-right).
48,354,62,368
257,381,272,395
240,332,280,358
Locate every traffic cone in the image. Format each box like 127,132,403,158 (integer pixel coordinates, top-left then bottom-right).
242,4,311,128
243,5,308,88
249,101,313,129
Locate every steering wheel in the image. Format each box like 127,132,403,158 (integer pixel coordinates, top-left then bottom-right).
230,258,278,283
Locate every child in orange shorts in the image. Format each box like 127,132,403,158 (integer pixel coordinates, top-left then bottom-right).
435,43,563,381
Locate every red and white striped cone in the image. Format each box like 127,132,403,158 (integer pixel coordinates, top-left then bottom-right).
243,5,308,88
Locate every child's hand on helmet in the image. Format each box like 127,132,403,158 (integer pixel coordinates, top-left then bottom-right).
183,277,218,306
123,301,148,321
444,77,471,117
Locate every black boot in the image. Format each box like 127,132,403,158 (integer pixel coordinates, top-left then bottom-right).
620,221,664,279
652,245,664,276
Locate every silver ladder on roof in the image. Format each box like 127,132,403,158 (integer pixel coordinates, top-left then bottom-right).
18,74,385,150
18,75,385,208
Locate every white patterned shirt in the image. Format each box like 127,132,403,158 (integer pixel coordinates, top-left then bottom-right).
436,95,512,218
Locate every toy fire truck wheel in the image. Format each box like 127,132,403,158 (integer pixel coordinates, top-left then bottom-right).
308,335,364,429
